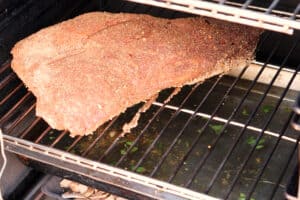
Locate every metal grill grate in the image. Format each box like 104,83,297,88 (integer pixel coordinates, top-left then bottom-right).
125,0,300,34
1,1,300,199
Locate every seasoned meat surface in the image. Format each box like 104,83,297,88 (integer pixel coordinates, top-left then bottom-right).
11,12,261,136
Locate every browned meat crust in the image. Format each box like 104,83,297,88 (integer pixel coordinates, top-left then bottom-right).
11,12,261,136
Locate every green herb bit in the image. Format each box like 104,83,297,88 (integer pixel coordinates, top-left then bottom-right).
131,146,138,153
125,141,133,147
120,140,139,155
257,138,265,149
49,136,55,140
120,149,127,155
136,166,146,173
239,192,246,200
242,108,249,116
209,124,224,135
239,193,255,200
262,105,273,114
256,144,264,150
246,136,265,150
185,141,190,148
246,136,256,146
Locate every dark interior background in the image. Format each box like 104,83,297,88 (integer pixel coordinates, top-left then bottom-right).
217,0,299,12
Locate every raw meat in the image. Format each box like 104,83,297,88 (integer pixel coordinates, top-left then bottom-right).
11,12,261,136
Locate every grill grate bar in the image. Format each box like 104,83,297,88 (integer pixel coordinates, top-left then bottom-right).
0,92,32,124
3,134,219,200
66,136,83,152
4,102,35,134
242,0,254,9
50,130,68,147
0,60,11,74
19,117,41,138
0,83,23,105
212,0,300,18
127,0,300,34
132,82,202,171
219,0,227,5
81,117,119,157
207,52,295,196
219,40,300,199
34,127,52,143
291,3,300,20
165,66,248,183
182,38,281,188
114,88,179,166
0,0,70,48
266,0,280,14
269,136,299,199
0,73,16,90
97,118,135,161
245,63,300,198
0,0,35,31
153,102,298,143
247,112,294,199
149,76,223,177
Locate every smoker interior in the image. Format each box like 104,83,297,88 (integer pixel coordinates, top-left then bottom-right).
1,0,300,199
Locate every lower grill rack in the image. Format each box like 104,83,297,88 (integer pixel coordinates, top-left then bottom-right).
1,1,300,199
3,135,217,200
